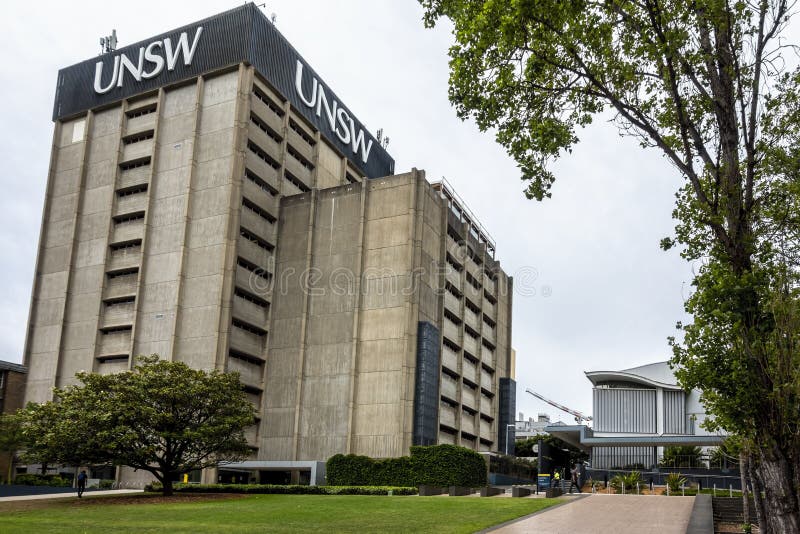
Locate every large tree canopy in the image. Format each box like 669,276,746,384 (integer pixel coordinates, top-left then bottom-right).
18,355,255,495
421,1,800,531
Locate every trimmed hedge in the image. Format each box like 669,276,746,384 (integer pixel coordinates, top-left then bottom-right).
144,482,416,495
327,444,487,487
14,474,72,487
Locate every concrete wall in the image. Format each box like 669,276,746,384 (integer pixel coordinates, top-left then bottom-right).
261,170,439,461
0,369,26,415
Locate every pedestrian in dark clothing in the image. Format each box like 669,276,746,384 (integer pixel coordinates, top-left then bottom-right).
568,464,581,493
77,470,88,498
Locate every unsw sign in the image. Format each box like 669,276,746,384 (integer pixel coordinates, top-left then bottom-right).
93,27,204,94
53,4,393,178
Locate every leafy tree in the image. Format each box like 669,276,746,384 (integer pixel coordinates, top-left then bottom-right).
0,414,24,484
515,434,589,464
420,1,800,530
514,437,538,457
18,355,255,495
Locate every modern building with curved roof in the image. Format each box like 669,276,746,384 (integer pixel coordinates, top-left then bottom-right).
547,361,726,469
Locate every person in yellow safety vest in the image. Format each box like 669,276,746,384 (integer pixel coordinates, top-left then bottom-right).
552,471,561,488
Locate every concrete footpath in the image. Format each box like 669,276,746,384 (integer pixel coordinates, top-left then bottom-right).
487,494,698,534
0,489,143,502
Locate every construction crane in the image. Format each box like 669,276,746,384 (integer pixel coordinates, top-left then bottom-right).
525,388,593,424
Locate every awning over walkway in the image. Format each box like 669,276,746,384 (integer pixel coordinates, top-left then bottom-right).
544,425,725,452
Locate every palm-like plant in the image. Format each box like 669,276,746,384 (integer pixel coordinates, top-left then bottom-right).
666,472,687,493
610,471,644,494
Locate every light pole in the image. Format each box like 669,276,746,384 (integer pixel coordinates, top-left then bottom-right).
505,424,516,456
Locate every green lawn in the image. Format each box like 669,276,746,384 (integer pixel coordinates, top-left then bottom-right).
0,494,560,533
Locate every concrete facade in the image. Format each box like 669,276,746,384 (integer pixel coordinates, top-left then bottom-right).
22,8,514,483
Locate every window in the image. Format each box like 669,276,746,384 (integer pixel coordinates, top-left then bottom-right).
72,119,86,143
283,171,310,193
289,119,315,147
245,169,278,197
234,287,269,309
117,184,148,197
253,86,284,117
247,141,280,169
232,318,266,337
287,146,314,171
126,103,157,118
237,257,272,283
242,198,277,224
119,157,151,171
113,212,145,225
123,130,154,145
251,114,282,144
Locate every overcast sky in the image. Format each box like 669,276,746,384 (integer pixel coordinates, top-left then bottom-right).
0,1,701,420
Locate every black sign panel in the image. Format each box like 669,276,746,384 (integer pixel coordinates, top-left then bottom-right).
52,4,394,179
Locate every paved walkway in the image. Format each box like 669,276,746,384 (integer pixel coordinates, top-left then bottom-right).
0,489,143,502
489,494,696,534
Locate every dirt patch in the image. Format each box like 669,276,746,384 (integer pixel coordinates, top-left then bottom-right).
0,493,245,513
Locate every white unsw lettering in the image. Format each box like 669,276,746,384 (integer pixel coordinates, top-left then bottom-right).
294,60,374,164
94,26,203,94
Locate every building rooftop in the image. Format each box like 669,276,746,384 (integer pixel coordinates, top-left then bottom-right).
0,360,27,374
584,360,681,390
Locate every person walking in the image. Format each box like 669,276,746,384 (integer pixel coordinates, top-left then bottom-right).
568,464,581,494
77,470,88,498
552,470,561,489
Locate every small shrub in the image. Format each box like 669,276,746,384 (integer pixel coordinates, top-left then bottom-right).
610,471,644,494
99,479,115,489
586,478,603,491
666,472,687,493
144,481,163,492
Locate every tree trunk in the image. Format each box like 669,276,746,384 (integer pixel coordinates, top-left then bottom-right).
757,446,800,534
741,451,750,529
162,477,174,497
749,458,768,534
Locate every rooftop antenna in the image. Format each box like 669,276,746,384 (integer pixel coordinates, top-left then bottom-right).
254,3,276,24
99,29,118,55
376,128,390,149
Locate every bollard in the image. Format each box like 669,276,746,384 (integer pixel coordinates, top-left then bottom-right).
682,484,685,497
666,485,669,496
637,483,640,495
714,484,716,497
729,485,732,497
622,482,625,495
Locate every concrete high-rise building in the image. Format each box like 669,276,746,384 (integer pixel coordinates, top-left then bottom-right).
23,4,515,483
